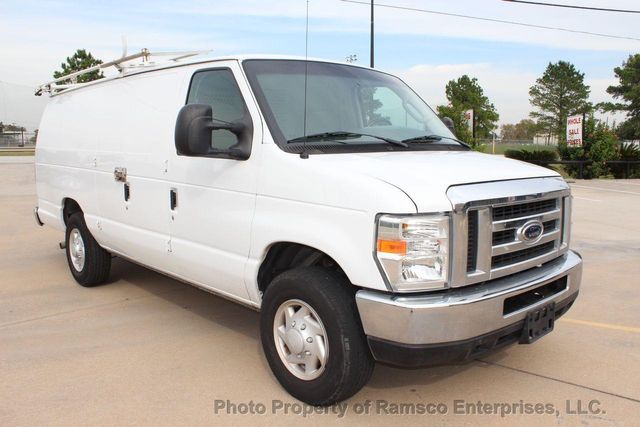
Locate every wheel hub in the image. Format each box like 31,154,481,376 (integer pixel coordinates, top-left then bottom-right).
284,328,305,354
273,299,328,381
69,228,85,272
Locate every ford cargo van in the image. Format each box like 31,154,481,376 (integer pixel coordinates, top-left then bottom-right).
34,53,582,405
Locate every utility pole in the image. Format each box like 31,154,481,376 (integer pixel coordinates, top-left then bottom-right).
370,0,374,68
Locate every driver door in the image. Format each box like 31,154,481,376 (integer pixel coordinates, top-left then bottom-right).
167,61,262,302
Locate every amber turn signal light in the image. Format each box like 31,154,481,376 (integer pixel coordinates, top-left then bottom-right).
377,239,407,255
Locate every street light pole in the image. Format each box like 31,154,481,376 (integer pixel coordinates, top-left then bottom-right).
370,0,374,68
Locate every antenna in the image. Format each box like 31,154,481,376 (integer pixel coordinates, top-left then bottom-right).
301,0,310,159
121,35,128,58
370,0,374,68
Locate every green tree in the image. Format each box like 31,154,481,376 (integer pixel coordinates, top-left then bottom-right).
587,123,619,178
359,87,387,125
557,115,619,178
3,123,25,132
501,119,538,140
529,61,591,141
436,75,499,145
602,54,640,139
436,103,472,142
53,49,104,83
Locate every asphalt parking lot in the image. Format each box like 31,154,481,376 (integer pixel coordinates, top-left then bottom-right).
1,157,639,426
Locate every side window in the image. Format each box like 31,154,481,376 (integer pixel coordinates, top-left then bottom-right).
187,69,247,150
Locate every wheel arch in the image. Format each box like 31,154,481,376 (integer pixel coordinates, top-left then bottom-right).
257,242,350,293
62,198,83,227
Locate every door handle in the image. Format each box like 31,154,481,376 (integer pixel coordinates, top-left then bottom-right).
114,167,127,182
170,188,177,210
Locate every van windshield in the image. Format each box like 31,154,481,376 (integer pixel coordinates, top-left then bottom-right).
242,60,466,153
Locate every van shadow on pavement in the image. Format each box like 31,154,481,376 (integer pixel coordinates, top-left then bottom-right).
109,257,479,392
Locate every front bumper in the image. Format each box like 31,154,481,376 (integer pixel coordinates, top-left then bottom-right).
355,250,582,367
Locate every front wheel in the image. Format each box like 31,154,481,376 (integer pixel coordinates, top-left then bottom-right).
65,212,111,287
260,267,374,405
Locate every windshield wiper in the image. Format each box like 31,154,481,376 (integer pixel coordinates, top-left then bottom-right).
288,131,408,147
401,134,443,143
402,134,470,148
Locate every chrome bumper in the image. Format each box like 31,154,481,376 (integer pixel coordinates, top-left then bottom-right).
356,250,582,345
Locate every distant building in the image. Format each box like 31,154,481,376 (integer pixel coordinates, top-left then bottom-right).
533,133,558,146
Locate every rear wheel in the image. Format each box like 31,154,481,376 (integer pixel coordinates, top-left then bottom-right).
260,267,374,405
65,212,111,287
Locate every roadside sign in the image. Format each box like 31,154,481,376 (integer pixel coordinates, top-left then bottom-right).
464,109,474,135
566,114,583,147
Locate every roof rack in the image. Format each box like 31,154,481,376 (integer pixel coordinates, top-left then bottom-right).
35,48,210,96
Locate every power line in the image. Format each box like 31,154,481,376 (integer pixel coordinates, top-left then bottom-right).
503,0,640,14
339,0,640,42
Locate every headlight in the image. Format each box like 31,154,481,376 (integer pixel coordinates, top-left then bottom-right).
375,213,449,292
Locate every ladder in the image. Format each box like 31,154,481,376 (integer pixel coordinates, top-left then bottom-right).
36,48,210,96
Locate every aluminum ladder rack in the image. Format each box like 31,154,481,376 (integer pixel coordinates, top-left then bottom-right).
36,48,209,96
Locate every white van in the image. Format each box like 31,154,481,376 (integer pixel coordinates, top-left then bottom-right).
34,52,582,405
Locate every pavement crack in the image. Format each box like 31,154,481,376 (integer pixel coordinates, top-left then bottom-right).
480,360,640,404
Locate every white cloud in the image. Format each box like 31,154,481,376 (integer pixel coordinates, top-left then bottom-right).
2,0,638,86
0,15,240,86
395,62,626,127
588,77,628,126
0,0,634,130
162,0,640,52
395,63,537,125
0,82,48,131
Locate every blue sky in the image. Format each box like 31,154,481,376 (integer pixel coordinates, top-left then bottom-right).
1,0,638,129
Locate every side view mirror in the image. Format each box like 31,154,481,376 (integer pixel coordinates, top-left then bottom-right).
442,117,456,136
174,104,251,160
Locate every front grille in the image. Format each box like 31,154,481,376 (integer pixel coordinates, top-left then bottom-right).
466,210,478,272
488,196,561,274
448,178,571,287
492,199,557,221
492,229,515,246
492,241,555,269
492,219,557,246
462,194,565,281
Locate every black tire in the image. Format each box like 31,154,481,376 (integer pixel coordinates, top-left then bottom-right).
260,267,374,405
65,212,111,287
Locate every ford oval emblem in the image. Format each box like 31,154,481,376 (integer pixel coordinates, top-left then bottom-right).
518,220,544,244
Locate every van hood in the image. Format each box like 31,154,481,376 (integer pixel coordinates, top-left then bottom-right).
314,150,560,212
